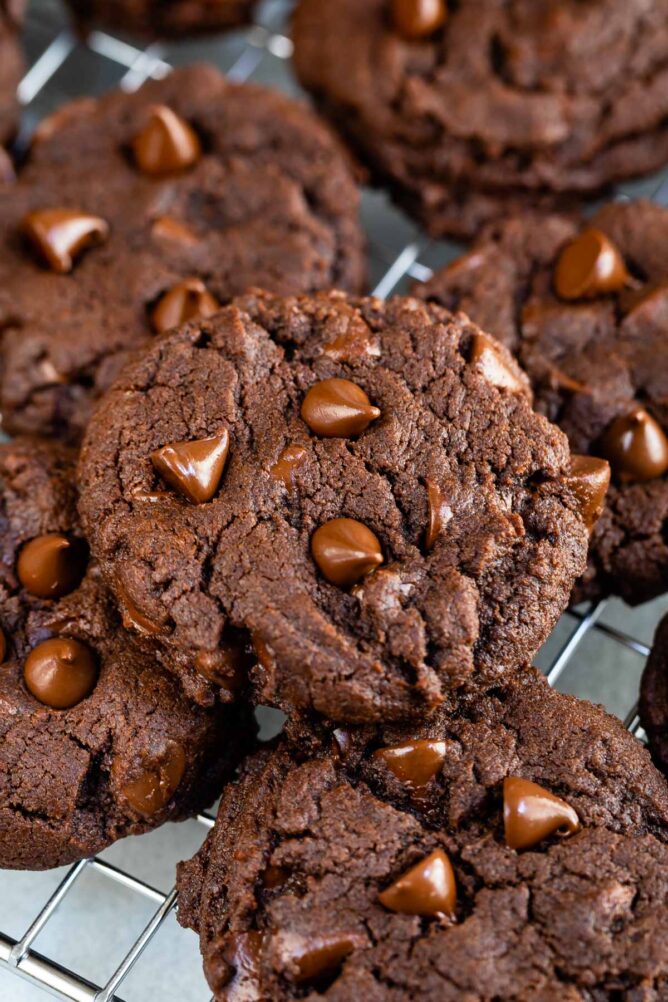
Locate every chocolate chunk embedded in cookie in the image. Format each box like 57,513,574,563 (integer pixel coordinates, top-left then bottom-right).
0,64,365,441
416,200,668,605
65,0,255,38
292,0,668,238
0,438,249,869
79,290,589,722
177,669,668,1000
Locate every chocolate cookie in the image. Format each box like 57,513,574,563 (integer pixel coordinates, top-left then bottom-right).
0,437,249,870
0,63,365,442
79,290,590,722
0,0,24,146
65,0,255,37
640,613,668,779
292,0,668,239
416,199,668,605
177,668,668,1000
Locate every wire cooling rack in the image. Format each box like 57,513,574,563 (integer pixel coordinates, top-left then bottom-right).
3,2,668,999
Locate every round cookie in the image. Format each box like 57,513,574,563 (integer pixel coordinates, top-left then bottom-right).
65,0,255,37
0,0,24,146
177,668,668,1000
0,437,249,870
416,199,668,605
79,290,590,722
292,0,668,239
0,63,365,442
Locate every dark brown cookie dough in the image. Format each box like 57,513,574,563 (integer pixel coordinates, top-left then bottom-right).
416,200,668,605
292,0,668,239
0,437,249,870
641,613,668,779
0,0,24,145
65,0,255,38
177,668,668,1000
0,63,365,442
79,290,589,722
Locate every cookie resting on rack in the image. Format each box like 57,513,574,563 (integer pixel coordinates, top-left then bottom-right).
0,63,365,442
0,438,249,870
177,668,668,1000
79,290,592,722
64,0,255,37
416,199,668,605
292,0,668,239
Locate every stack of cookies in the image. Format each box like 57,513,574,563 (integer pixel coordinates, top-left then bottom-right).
3,2,668,999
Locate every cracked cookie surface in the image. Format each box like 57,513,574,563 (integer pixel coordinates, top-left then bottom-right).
177,668,668,1000
292,0,668,238
0,437,248,869
64,0,255,37
0,63,365,442
79,290,588,722
417,200,668,605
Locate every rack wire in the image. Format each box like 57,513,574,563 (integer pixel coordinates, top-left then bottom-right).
2,1,668,999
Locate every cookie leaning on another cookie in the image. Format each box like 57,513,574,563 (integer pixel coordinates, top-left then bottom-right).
79,290,592,722
416,199,668,605
177,668,668,1000
0,437,250,870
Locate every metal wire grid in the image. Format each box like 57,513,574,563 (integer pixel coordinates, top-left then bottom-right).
1,1,668,998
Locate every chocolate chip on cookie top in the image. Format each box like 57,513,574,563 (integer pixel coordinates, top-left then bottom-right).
79,290,589,723
416,199,668,605
177,670,668,999
0,63,365,442
293,0,668,239
0,438,249,870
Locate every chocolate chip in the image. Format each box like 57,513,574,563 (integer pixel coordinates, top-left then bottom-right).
132,105,202,177
301,378,380,438
151,430,230,504
17,533,87,599
554,228,629,301
279,932,366,985
425,480,451,551
116,579,164,636
311,517,383,587
503,776,581,851
598,406,668,483
391,0,447,39
23,637,98,709
321,322,381,362
23,208,109,274
469,331,525,393
194,630,253,691
378,849,456,917
374,739,446,792
150,216,198,245
121,743,186,817
270,444,309,491
566,455,610,529
262,864,289,889
222,932,263,996
150,278,219,334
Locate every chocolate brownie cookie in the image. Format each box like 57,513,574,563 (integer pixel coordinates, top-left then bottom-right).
0,1,24,146
641,613,668,779
79,290,591,722
0,437,249,870
416,199,668,605
0,64,365,442
65,0,254,38
177,668,668,1000
292,0,668,239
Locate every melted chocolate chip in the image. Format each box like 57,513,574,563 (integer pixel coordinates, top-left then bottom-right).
117,580,164,636
301,378,380,438
425,480,452,551
378,849,456,917
23,208,109,274
270,445,308,491
566,455,610,529
598,406,668,483
504,776,581,851
469,331,525,393
311,517,383,587
222,931,263,998
17,533,87,599
121,743,186,817
151,430,230,504
23,637,98,709
280,932,366,985
391,0,447,39
554,228,629,301
150,215,198,245
374,739,446,792
150,278,219,334
132,105,202,176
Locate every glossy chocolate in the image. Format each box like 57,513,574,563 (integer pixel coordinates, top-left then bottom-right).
391,0,447,39
504,776,581,851
23,637,98,709
150,278,219,334
301,378,380,438
283,932,365,984
270,444,308,491
117,580,163,636
150,215,198,245
598,406,668,483
132,105,201,176
566,455,610,529
23,208,109,274
222,931,263,997
121,743,186,817
425,480,452,551
554,228,629,300
17,533,87,599
374,739,446,791
378,848,456,917
151,430,230,504
469,331,525,393
311,517,383,587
